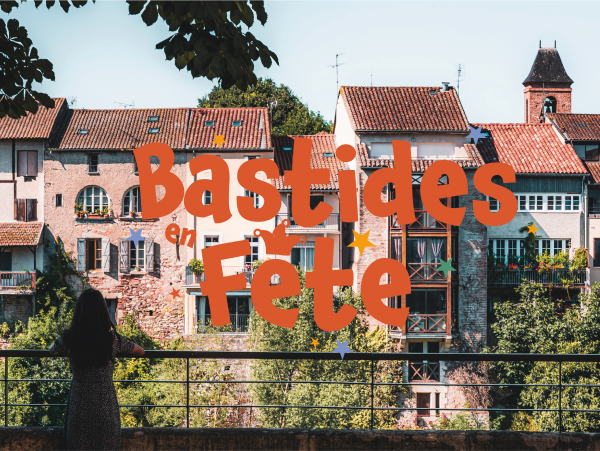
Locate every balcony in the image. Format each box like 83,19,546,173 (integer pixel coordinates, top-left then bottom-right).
390,314,448,335
487,269,586,286
197,313,250,333
0,271,36,292
276,214,340,233
407,263,447,281
390,210,448,232
185,266,253,287
408,361,440,383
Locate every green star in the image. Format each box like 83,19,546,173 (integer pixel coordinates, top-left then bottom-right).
438,258,456,278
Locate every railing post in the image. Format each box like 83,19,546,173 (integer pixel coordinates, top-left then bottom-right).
186,357,190,428
370,358,374,431
4,356,7,427
559,360,562,433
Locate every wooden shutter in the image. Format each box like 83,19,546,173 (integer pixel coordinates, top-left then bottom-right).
119,238,129,273
77,238,86,272
17,151,27,176
145,238,154,273
27,151,38,176
26,199,37,222
15,199,26,221
102,237,110,273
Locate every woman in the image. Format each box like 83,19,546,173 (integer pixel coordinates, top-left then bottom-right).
50,289,145,450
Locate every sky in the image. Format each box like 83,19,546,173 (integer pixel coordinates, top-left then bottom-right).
7,1,600,124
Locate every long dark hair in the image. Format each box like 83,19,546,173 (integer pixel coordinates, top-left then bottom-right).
63,288,119,367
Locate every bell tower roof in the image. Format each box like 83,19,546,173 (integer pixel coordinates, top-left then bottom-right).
523,47,573,85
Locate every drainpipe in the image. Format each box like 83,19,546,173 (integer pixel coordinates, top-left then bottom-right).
12,139,16,217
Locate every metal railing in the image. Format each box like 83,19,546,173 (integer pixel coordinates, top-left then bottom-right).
1,351,600,432
390,210,448,231
406,314,447,333
407,263,447,281
487,269,586,285
408,362,440,383
197,314,250,333
275,214,340,231
185,266,253,286
0,272,36,290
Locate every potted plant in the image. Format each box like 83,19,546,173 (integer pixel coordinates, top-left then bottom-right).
494,263,504,271
570,247,588,272
188,258,204,283
84,208,90,218
508,264,519,271
131,209,137,218
101,206,109,218
524,263,533,270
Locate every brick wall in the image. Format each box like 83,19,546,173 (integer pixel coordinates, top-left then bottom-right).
2,295,33,325
43,150,189,341
524,84,572,124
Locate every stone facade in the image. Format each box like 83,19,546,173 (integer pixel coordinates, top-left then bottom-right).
524,84,572,124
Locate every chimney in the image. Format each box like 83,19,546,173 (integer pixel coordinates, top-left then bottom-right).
442,82,450,92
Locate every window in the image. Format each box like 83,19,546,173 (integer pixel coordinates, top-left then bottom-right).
205,236,219,248
291,242,315,272
133,160,138,175
488,197,499,212
0,252,12,271
416,143,455,159
490,238,568,262
55,194,63,207
86,239,102,271
232,121,242,126
196,295,252,333
324,152,335,157
148,116,159,122
203,191,212,205
283,147,293,151
406,289,446,315
123,187,142,216
15,199,37,221
77,129,89,134
543,96,557,114
204,121,215,126
519,195,526,211
89,154,99,173
573,143,599,161
77,186,109,214
417,393,431,416
594,239,600,267
245,190,260,209
514,194,580,212
371,142,392,159
148,128,159,134
406,238,447,264
130,241,145,270
17,151,38,177
245,236,259,267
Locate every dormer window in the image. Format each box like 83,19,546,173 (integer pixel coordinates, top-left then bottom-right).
283,147,292,151
148,128,159,134
429,90,437,96
573,143,599,161
148,116,159,122
324,152,335,157
77,129,89,135
205,121,215,126
232,121,242,126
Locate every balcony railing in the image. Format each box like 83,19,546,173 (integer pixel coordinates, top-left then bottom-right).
185,266,253,286
408,362,440,383
391,210,447,231
0,272,36,290
407,263,447,281
276,214,340,232
390,314,448,335
197,314,250,333
487,270,586,286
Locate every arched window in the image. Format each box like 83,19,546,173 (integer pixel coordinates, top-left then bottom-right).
77,186,109,214
123,187,142,216
543,96,557,114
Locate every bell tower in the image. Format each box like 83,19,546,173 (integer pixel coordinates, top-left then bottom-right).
523,42,573,123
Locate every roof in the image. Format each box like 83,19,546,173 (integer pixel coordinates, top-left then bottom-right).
586,163,600,184
52,108,190,150
0,98,67,140
523,48,573,85
187,108,271,150
474,123,587,174
547,113,600,141
273,134,343,190
341,86,470,133
0,222,43,246
357,143,484,171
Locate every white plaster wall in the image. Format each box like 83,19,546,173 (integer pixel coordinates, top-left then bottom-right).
587,217,600,285
4,246,41,272
333,95,358,171
358,134,468,160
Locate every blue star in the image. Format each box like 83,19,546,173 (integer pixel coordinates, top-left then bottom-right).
125,228,145,245
466,125,486,145
333,339,353,360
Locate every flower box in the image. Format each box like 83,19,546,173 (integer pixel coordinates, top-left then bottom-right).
87,213,102,219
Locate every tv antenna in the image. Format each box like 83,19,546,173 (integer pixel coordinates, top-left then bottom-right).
327,53,345,94
455,64,464,95
114,101,135,109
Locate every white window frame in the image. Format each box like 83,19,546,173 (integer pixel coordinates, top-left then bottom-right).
203,191,212,205
241,232,262,269
77,186,110,214
123,186,142,217
487,193,580,213
242,156,263,208
489,238,569,261
129,240,145,270
199,232,223,255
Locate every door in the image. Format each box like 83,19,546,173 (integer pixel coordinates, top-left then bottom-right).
417,393,430,416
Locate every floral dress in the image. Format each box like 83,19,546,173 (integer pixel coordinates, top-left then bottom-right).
53,330,136,451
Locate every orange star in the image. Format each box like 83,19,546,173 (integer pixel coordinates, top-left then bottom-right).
169,288,180,298
212,133,226,148
347,230,376,257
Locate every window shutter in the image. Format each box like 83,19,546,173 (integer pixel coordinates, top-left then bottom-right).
77,238,86,271
17,151,27,176
26,199,37,221
119,238,129,273
27,151,38,176
15,199,26,221
145,239,154,273
102,237,110,273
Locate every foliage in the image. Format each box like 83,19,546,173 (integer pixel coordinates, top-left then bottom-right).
432,411,487,430
198,78,333,136
446,338,491,410
188,258,204,275
248,268,404,429
490,281,600,432
570,247,589,271
518,223,539,266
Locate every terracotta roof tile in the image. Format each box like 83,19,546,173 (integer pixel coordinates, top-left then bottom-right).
547,113,600,141
187,108,270,150
474,123,587,174
358,143,483,172
0,222,43,246
0,99,67,140
273,134,343,190
523,48,573,85
341,86,470,133
53,108,190,150
586,163,600,184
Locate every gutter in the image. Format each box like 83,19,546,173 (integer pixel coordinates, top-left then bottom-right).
354,129,469,134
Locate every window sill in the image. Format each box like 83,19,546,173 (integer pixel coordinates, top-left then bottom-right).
129,270,147,275
75,217,113,223
88,172,100,176
118,217,158,222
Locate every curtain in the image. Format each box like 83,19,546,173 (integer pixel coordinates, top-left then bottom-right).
197,297,206,331
417,238,426,263
392,237,402,261
304,247,315,270
431,238,444,263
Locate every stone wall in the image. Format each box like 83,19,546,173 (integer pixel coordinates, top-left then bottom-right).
524,84,571,124
2,294,33,325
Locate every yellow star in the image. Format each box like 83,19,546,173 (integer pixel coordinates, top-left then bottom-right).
527,223,539,235
311,338,319,348
347,230,376,257
212,133,226,148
